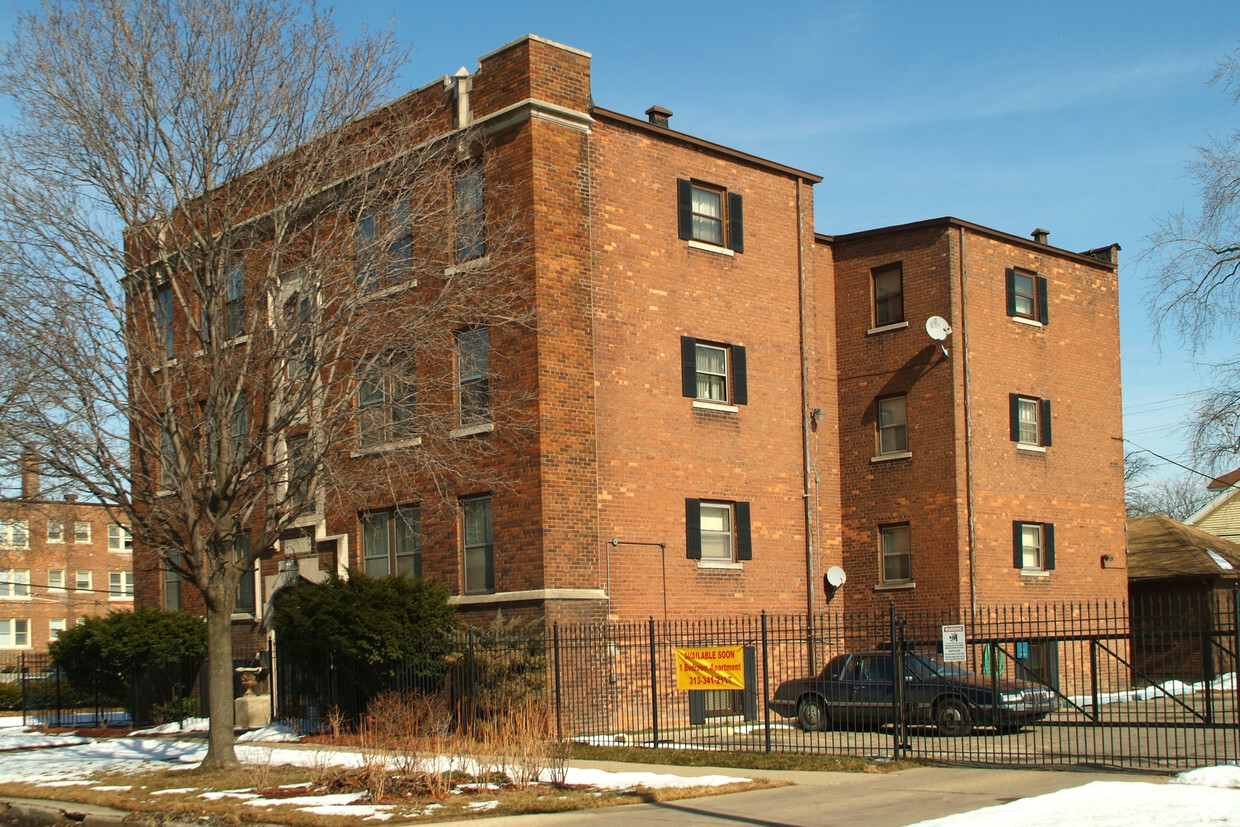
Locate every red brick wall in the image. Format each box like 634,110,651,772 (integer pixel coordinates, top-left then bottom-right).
829,221,1127,615
590,115,833,620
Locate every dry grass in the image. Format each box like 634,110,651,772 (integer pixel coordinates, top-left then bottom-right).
0,760,775,827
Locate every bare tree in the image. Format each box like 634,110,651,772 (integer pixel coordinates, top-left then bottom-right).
0,0,531,767
1147,42,1240,470
1126,467,1215,521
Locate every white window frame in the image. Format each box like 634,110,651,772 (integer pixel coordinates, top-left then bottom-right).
0,520,29,549
109,571,134,600
699,502,735,562
75,570,92,593
47,521,64,544
0,570,30,600
0,619,30,648
1020,523,1044,570
108,524,133,552
694,343,730,403
74,521,91,544
48,570,64,592
49,618,66,641
877,396,908,455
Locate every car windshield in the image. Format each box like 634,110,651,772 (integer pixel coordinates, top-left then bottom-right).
905,653,975,679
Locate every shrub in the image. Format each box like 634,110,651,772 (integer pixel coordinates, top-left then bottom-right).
0,681,21,711
269,572,457,673
468,611,546,719
48,608,206,709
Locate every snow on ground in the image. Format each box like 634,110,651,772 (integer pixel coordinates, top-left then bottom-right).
237,721,300,742
1068,671,1236,707
908,766,1240,826
130,717,210,736
0,724,750,820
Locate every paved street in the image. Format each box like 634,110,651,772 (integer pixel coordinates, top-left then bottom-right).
483,761,1166,826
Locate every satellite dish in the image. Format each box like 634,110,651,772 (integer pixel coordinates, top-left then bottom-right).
925,316,952,341
826,566,846,588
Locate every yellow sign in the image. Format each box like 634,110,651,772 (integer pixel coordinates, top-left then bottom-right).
674,645,745,690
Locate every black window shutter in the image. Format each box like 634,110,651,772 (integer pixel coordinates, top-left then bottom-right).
685,499,702,559
735,501,752,561
731,345,748,405
1005,269,1017,317
681,336,698,398
677,179,693,240
1013,521,1023,569
728,192,744,253
1009,394,1021,442
1043,523,1056,570
1036,276,1049,325
1040,398,1052,446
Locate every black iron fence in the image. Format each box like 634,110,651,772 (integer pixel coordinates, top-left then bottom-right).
274,589,1239,772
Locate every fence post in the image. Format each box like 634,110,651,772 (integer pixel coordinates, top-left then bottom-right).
890,604,900,762
553,623,563,742
649,617,659,749
19,653,26,728
1232,583,1239,758
467,628,477,733
55,664,62,728
761,612,771,755
1201,597,1215,724
1089,637,1100,723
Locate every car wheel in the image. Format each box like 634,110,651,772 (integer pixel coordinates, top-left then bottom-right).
797,697,829,732
935,699,972,737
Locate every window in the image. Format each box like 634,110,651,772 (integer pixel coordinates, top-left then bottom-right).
877,396,908,455
74,521,91,543
48,570,64,592
680,337,748,405
685,499,752,562
159,424,175,488
455,161,485,261
0,520,28,549
0,620,29,648
234,535,255,614
358,356,417,448
1009,394,1052,447
677,179,744,252
163,556,182,611
356,202,412,291
462,496,493,594
457,328,490,427
108,525,133,552
224,263,245,339
48,521,64,544
1006,269,1049,324
49,619,65,641
75,570,92,592
880,524,912,584
1013,521,1056,571
360,506,422,578
0,570,30,599
872,264,904,327
286,434,315,515
280,270,315,381
156,282,174,359
229,394,249,462
109,571,134,599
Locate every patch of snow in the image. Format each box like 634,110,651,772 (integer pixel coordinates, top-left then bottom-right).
466,799,499,811
150,787,197,796
91,785,132,791
245,792,365,808
237,722,300,742
1068,672,1237,707
1171,764,1240,789
0,728,90,751
906,780,1240,826
129,717,209,736
557,767,748,790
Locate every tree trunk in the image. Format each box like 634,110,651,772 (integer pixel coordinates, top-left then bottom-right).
200,587,239,768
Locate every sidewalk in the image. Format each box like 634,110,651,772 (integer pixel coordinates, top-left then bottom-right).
482,760,1167,826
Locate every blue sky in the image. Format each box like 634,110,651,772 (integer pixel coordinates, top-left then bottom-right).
2,0,1237,482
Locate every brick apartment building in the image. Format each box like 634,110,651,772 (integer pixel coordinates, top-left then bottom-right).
0,459,134,656
130,35,1127,654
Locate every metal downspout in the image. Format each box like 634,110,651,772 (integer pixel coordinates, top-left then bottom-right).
960,227,978,616
798,180,816,628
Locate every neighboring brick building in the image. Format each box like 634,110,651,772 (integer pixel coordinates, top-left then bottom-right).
0,459,133,656
130,35,1126,653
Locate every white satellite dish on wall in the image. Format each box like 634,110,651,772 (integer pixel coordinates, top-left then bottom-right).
826,566,846,587
925,315,952,357
925,316,952,341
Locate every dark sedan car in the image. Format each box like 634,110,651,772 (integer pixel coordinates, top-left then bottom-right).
768,651,1057,736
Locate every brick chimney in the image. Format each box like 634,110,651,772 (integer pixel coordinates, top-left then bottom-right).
20,451,38,500
1031,228,1050,245
646,106,673,128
